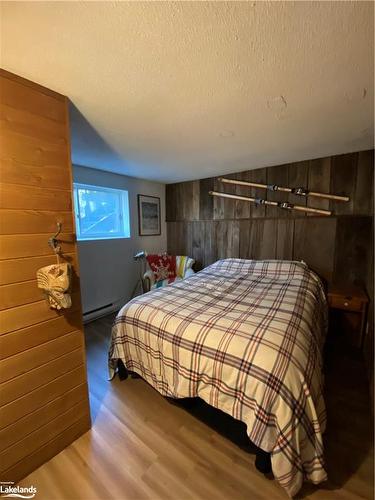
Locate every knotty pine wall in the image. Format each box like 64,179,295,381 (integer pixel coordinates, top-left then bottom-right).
166,150,374,386
0,70,90,481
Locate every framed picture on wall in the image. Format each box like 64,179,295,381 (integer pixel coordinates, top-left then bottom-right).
138,195,161,236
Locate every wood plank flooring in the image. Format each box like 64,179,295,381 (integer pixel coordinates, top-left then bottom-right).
19,313,374,499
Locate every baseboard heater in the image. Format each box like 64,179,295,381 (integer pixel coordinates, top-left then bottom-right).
83,302,116,323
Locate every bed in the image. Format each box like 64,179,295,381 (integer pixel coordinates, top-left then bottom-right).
109,258,328,497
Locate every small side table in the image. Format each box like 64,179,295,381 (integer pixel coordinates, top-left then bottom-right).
327,284,369,349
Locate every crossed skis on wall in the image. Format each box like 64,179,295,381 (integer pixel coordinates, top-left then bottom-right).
209,177,349,216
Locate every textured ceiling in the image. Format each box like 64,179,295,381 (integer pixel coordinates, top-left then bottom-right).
1,1,374,183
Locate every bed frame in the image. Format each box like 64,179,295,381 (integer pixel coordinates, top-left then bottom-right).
116,359,272,474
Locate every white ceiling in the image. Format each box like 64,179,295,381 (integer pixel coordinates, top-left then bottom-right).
1,1,374,183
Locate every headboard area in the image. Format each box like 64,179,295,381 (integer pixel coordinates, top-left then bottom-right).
166,150,374,380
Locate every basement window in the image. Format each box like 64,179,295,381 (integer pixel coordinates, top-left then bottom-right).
73,183,130,241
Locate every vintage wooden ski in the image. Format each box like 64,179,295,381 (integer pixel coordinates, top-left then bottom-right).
209,191,332,216
217,177,349,202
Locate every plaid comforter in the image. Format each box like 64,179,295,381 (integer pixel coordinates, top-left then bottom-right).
109,259,328,496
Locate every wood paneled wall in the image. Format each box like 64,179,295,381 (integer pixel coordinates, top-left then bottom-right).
167,151,373,283
166,151,374,381
0,70,90,481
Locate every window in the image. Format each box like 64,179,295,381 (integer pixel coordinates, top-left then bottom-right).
73,183,130,241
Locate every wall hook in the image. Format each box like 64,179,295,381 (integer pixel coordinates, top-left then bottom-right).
48,222,62,254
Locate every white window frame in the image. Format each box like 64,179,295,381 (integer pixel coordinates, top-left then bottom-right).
73,183,130,241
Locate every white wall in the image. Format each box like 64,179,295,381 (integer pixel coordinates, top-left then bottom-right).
73,165,166,316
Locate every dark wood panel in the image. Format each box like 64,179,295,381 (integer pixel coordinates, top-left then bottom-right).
199,178,214,220
239,219,277,260
288,161,308,211
213,177,225,220
166,221,176,255
165,184,176,222
182,181,200,221
222,173,237,220
333,216,373,287
167,152,372,224
184,221,193,258
239,220,252,259
256,219,277,259
293,217,337,282
175,183,184,221
276,219,294,260
167,222,185,256
234,171,251,219
192,221,205,270
330,153,357,215
203,221,215,267
214,221,239,260
354,150,374,215
258,219,277,259
167,151,373,287
307,157,331,212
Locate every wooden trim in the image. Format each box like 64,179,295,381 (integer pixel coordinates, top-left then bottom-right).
0,68,65,101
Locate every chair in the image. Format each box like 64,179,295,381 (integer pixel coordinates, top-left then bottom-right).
143,254,195,292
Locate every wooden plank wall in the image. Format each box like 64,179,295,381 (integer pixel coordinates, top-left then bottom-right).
0,70,91,482
166,150,374,384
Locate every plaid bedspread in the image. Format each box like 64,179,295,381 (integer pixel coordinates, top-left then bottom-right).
109,259,328,496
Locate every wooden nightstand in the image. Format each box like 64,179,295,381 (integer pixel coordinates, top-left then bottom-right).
327,285,369,349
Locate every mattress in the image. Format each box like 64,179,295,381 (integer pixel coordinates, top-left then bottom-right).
109,258,328,496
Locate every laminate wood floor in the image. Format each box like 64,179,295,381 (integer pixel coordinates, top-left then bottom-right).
19,313,374,500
